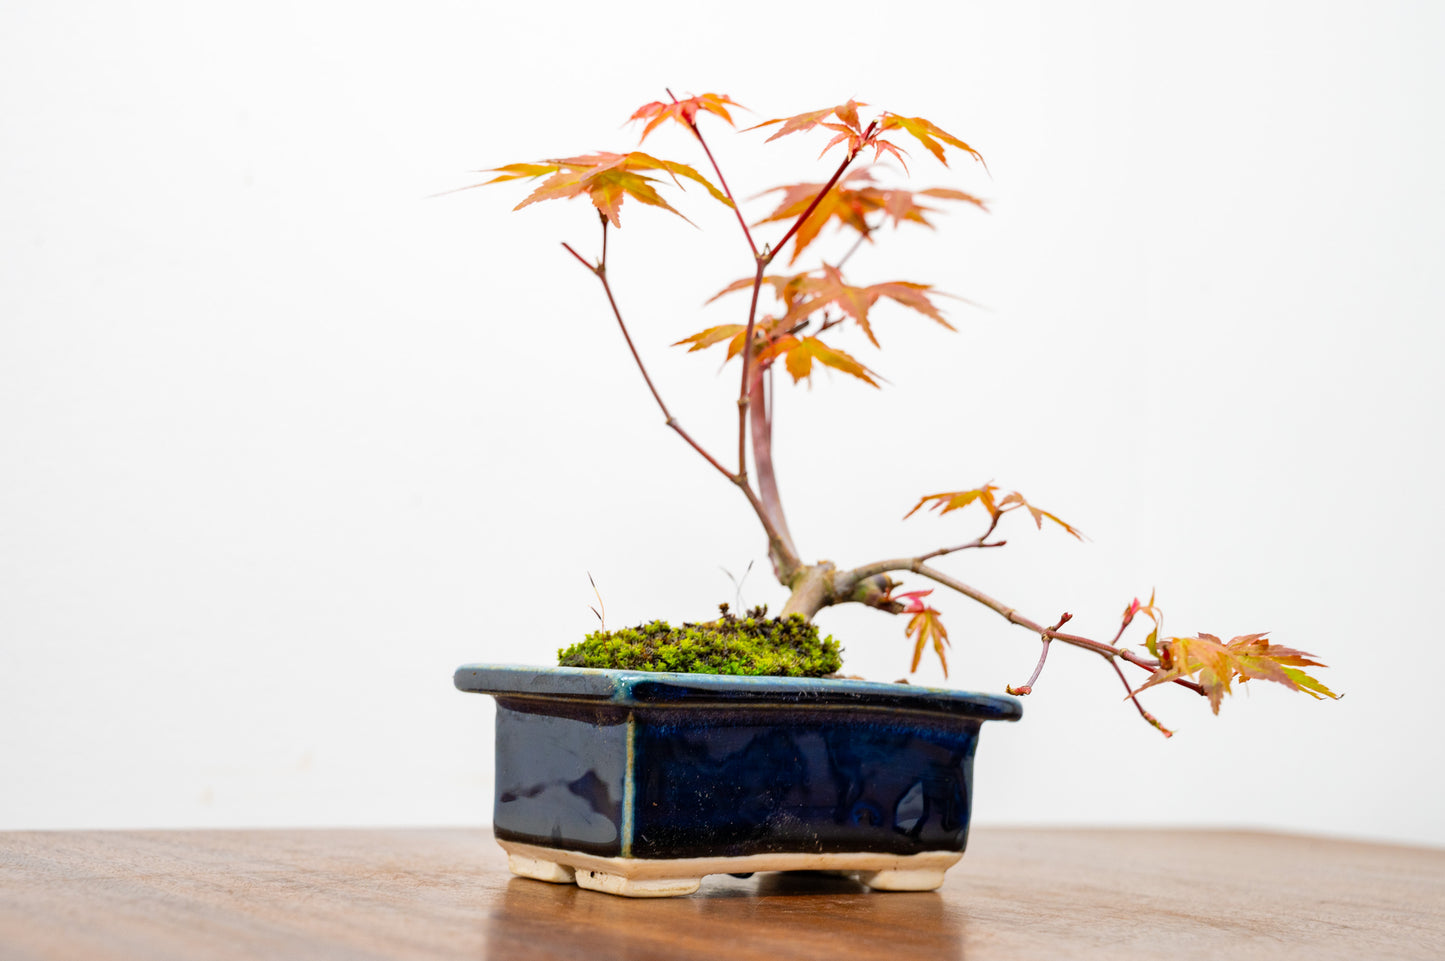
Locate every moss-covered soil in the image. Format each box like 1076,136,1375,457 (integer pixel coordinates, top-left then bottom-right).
557,604,842,677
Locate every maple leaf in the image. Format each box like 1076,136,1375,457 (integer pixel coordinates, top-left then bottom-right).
747,100,869,144
775,266,955,346
753,170,987,265
753,174,873,265
673,323,749,358
705,273,815,317
905,484,1001,521
877,114,985,168
475,151,731,227
756,334,881,387
905,605,951,676
750,103,984,169
995,491,1085,540
630,93,742,142
905,485,1082,539
1133,633,1340,715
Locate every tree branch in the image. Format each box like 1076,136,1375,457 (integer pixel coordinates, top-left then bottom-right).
834,222,874,270
1007,613,1070,696
914,513,1006,560
559,239,797,575
1108,657,1174,737
836,555,1206,698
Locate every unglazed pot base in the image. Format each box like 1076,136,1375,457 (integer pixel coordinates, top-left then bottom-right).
500,839,960,898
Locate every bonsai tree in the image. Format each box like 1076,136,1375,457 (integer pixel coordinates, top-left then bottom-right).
467,91,1338,735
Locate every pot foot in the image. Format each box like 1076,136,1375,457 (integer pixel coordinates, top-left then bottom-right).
573,869,702,898
857,868,947,892
507,854,575,884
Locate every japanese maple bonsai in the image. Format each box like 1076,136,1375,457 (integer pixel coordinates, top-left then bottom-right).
465,91,1337,737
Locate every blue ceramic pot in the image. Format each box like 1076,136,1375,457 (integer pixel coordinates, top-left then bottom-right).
454,664,1021,897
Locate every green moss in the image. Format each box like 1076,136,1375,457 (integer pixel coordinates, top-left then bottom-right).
558,604,842,677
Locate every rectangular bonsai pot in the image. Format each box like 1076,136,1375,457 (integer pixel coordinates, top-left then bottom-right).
454,664,1022,896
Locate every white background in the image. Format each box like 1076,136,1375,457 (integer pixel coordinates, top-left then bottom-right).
3,1,1442,847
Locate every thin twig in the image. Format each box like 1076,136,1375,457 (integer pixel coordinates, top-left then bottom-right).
666,89,758,257
915,514,1006,560
917,539,1008,560
783,312,849,339
1109,658,1174,737
561,240,729,479
1008,613,1070,695
834,222,874,270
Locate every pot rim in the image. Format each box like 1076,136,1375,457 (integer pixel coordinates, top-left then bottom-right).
454,663,1022,722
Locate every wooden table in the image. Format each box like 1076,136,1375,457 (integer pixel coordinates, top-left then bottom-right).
3,828,1441,960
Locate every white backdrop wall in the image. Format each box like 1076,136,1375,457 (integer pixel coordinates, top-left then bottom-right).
3,1,1442,847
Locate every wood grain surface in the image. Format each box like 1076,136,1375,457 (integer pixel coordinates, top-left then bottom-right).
2,828,1441,960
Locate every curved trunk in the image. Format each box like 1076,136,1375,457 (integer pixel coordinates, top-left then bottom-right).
750,368,798,579
781,564,903,622
779,562,836,620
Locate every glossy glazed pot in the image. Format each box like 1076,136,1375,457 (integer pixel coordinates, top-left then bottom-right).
454,664,1021,897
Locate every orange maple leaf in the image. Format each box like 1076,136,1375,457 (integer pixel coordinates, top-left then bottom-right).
905,605,951,676
750,103,984,169
748,100,869,144
1133,633,1339,715
745,99,910,165
753,170,987,265
756,334,881,387
877,114,985,168
707,267,954,348
905,484,1083,539
629,93,742,142
706,273,814,317
995,491,1085,540
476,151,731,227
